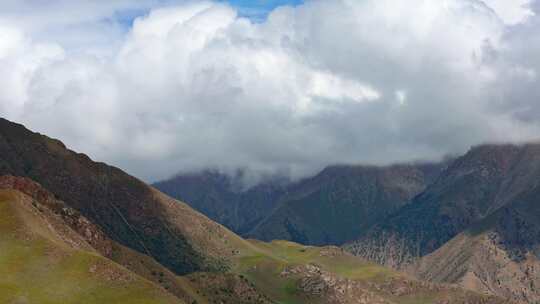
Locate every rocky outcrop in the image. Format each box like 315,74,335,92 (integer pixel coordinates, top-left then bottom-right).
280,263,391,304
279,263,507,304
0,175,114,256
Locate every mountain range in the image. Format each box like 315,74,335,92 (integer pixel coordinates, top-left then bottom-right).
0,118,513,303
0,119,505,304
154,162,447,246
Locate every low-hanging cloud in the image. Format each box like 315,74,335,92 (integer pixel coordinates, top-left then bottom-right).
1,0,540,184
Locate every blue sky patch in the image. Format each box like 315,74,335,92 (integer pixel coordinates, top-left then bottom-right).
224,0,304,21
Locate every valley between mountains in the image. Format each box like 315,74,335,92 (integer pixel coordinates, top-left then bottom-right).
155,141,540,303
0,117,537,303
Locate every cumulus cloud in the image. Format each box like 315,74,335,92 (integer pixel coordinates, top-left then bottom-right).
1,0,540,184
482,0,534,24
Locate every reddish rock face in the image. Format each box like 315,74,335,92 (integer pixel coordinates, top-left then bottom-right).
0,175,53,204
0,175,114,257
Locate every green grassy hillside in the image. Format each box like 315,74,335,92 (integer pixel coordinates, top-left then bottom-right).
228,240,505,304
0,189,182,304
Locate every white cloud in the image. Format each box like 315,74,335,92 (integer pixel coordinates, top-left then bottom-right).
482,0,534,24
1,0,540,184
308,72,380,104
0,25,65,118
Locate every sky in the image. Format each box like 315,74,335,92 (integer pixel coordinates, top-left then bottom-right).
1,0,539,185
225,0,303,20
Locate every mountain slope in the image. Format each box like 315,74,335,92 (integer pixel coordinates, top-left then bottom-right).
156,163,445,246
346,143,540,269
0,118,255,275
0,189,182,304
249,163,444,245
0,174,235,303
0,174,273,304
412,187,540,303
153,170,287,234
